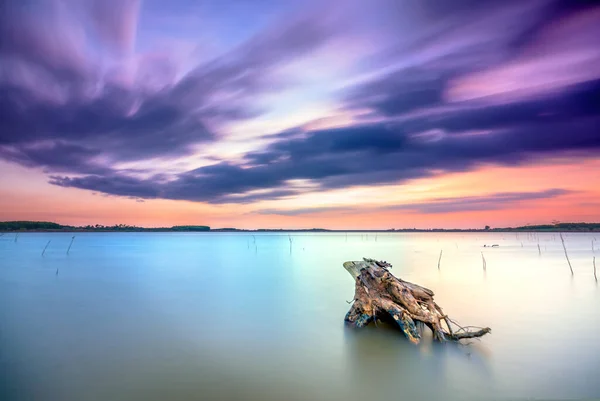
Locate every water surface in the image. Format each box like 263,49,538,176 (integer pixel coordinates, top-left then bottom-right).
1,232,599,400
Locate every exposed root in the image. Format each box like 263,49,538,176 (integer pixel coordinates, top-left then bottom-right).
343,258,491,344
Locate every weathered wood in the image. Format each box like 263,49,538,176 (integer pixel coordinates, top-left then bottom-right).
343,258,491,344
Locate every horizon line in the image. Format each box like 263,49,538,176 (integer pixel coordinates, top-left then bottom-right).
1,220,599,232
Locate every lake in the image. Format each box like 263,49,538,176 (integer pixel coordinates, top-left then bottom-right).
1,232,599,400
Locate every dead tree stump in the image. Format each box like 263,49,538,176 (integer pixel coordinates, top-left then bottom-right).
344,258,491,344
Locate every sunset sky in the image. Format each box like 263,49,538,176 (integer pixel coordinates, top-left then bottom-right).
1,0,599,229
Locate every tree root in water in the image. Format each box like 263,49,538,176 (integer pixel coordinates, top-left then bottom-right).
343,258,491,344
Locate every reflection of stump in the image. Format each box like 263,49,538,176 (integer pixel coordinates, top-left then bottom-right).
344,258,491,344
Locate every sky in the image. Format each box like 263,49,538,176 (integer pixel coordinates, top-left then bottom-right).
1,0,599,229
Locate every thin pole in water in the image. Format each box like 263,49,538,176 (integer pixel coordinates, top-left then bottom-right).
288,235,293,255
42,240,51,256
537,243,541,256
559,233,574,275
594,256,597,282
481,252,486,271
66,235,76,255
437,249,443,270
15,233,19,242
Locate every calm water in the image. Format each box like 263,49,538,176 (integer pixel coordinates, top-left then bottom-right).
1,232,599,401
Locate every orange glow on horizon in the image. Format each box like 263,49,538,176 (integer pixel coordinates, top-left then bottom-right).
1,159,598,229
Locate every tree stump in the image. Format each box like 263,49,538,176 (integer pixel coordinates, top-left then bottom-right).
344,258,491,344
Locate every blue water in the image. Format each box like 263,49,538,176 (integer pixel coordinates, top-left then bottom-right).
1,232,599,400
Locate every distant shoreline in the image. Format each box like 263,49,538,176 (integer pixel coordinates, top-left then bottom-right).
1,221,599,233
3,230,599,233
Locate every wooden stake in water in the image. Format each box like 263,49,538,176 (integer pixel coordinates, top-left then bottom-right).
594,256,597,282
559,233,574,275
481,252,487,271
437,249,443,270
537,243,541,256
288,235,293,255
42,240,51,256
15,233,19,242
66,235,76,254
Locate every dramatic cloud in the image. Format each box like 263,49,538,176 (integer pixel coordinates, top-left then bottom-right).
50,95,600,203
0,0,334,173
388,189,574,214
88,0,140,55
0,84,213,161
253,189,575,216
345,69,447,116
1,0,599,207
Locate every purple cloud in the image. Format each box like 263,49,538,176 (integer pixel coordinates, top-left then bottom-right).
0,1,91,84
88,0,140,55
48,93,600,203
0,0,334,171
252,189,575,216
387,189,575,214
1,0,599,205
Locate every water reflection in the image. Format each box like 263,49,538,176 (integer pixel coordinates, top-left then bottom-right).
1,232,599,400
343,322,493,401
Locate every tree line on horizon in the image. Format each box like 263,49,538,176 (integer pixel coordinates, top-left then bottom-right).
1,221,599,232
0,221,210,232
